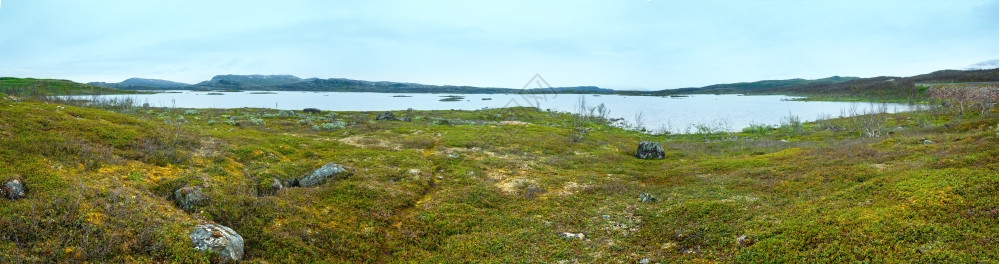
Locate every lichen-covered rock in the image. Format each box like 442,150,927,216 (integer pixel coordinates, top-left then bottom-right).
297,163,348,187
635,141,665,159
2,179,25,200
190,223,244,261
375,111,396,121
174,186,208,211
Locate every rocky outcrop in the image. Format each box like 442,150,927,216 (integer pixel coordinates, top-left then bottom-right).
174,186,208,211
296,163,349,187
375,111,396,121
2,179,25,200
303,108,322,114
635,141,665,159
190,223,244,261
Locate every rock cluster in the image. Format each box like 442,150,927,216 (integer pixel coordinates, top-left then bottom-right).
190,223,244,261
635,141,665,159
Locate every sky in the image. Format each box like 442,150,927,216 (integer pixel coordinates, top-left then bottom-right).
0,0,996,90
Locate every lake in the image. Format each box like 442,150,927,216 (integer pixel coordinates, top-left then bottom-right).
86,91,915,133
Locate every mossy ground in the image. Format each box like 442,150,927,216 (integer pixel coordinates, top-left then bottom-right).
0,94,996,263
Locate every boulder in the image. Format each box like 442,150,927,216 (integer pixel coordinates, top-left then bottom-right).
174,186,208,211
2,179,25,200
190,223,244,262
375,111,396,121
297,163,349,187
303,108,322,114
635,141,665,159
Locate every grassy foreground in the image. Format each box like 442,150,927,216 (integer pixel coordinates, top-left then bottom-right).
0,94,996,263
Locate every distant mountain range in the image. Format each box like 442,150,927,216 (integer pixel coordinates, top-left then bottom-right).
85,68,998,101
88,78,190,89
89,74,619,94
964,59,999,71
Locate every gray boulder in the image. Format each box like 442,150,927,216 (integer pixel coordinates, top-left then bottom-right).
174,186,208,211
2,179,25,200
375,111,396,121
635,141,665,159
297,163,349,187
190,223,244,261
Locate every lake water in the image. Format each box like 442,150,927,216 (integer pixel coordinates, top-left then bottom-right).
87,91,914,133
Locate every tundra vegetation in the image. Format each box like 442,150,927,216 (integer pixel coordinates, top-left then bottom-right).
0,79,996,263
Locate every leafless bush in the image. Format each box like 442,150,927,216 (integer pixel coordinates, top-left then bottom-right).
845,103,889,137
572,96,614,142
926,83,999,115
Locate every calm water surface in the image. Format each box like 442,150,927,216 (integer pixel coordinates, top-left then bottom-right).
92,91,915,132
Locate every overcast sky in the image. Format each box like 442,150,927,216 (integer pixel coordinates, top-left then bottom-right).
0,0,996,90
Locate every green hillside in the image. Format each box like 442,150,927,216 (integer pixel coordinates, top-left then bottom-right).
0,77,129,97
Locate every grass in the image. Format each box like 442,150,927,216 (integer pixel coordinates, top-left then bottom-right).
0,92,995,263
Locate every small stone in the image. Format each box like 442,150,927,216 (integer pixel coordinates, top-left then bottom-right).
635,141,665,159
558,232,585,240
270,178,284,193
923,139,934,144
190,223,244,261
2,179,26,200
375,111,396,121
639,193,657,203
601,215,611,220
408,169,421,176
639,258,651,264
173,186,208,211
737,235,754,246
